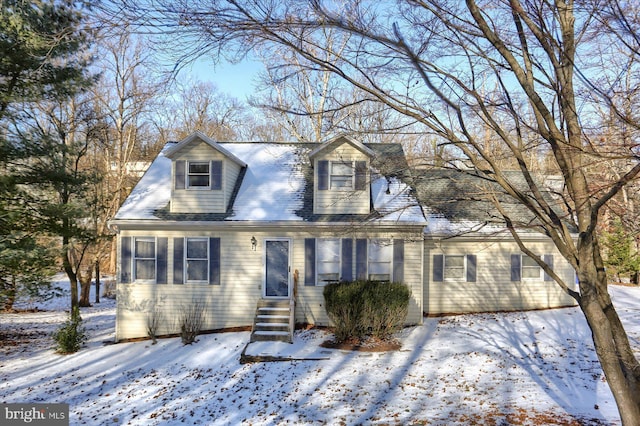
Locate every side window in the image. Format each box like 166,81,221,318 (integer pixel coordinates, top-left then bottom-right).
521,255,542,279
317,239,341,285
186,237,209,282
433,254,476,282
133,237,156,281
368,239,392,281
511,254,553,281
444,255,465,279
187,161,210,188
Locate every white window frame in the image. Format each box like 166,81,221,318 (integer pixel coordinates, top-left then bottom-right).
521,255,543,280
133,237,156,283
187,161,210,189
330,161,354,190
185,237,209,284
443,254,465,280
316,238,341,285
368,239,392,281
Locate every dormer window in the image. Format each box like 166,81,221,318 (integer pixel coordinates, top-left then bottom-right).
318,160,367,191
331,161,354,189
188,161,210,188
175,160,223,190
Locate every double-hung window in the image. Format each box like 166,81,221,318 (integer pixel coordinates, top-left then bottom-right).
368,239,392,281
186,237,209,283
133,237,156,281
521,255,542,279
444,255,465,279
305,238,403,286
317,239,341,284
511,253,554,282
330,161,354,190
187,161,210,188
433,254,477,282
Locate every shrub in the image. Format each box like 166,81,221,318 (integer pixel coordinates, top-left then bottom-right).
146,304,163,345
53,307,87,354
362,282,411,340
178,300,205,345
324,280,410,342
323,280,367,341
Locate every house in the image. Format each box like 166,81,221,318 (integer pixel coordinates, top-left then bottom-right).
109,132,577,341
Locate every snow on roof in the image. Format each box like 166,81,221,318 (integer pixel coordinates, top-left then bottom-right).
371,175,426,223
113,142,426,224
226,143,306,221
113,146,172,220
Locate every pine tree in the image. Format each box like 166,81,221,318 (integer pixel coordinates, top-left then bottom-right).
0,0,94,308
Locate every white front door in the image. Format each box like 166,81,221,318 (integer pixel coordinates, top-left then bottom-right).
264,239,291,298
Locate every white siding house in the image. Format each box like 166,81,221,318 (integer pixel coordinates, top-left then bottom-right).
109,131,577,341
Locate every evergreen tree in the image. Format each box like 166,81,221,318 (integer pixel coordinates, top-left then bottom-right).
0,0,94,308
604,218,640,283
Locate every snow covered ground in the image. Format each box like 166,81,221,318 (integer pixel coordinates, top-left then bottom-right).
1,275,638,425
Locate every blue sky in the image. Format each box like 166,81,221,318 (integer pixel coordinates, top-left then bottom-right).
186,57,263,100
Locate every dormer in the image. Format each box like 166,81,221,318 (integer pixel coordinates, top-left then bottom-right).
309,135,375,215
164,131,246,214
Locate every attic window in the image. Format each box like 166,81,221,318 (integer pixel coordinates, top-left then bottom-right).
188,161,210,187
331,162,354,189
318,160,367,191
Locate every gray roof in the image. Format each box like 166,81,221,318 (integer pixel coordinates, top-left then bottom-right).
413,168,574,234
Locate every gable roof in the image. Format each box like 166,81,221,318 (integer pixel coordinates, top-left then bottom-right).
413,168,574,236
164,131,247,167
113,141,426,225
308,135,375,159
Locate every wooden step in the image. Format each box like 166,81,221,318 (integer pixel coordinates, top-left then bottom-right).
251,330,291,342
250,298,294,343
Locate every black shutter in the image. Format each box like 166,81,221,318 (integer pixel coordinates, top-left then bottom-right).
543,254,554,281
211,160,222,190
433,254,444,282
393,239,404,283
341,239,353,281
466,254,477,282
511,254,521,281
210,237,221,285
356,239,368,280
305,238,316,286
355,161,367,190
157,237,168,284
318,160,329,190
173,238,184,284
175,160,185,190
120,236,132,283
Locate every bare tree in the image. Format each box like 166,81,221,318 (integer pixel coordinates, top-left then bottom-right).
168,79,248,141
110,1,640,422
90,22,168,274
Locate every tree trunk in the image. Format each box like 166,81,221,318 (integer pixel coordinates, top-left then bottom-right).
78,266,93,307
63,242,78,310
95,259,100,304
580,292,640,424
3,277,16,311
577,235,640,425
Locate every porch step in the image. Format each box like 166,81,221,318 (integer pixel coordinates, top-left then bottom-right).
250,299,295,343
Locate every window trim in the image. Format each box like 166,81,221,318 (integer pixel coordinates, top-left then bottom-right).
185,237,210,284
132,236,156,283
367,239,393,282
521,254,543,280
330,161,355,191
186,161,211,189
316,238,341,286
443,254,466,281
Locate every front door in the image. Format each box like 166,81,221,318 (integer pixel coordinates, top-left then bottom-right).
264,239,291,298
